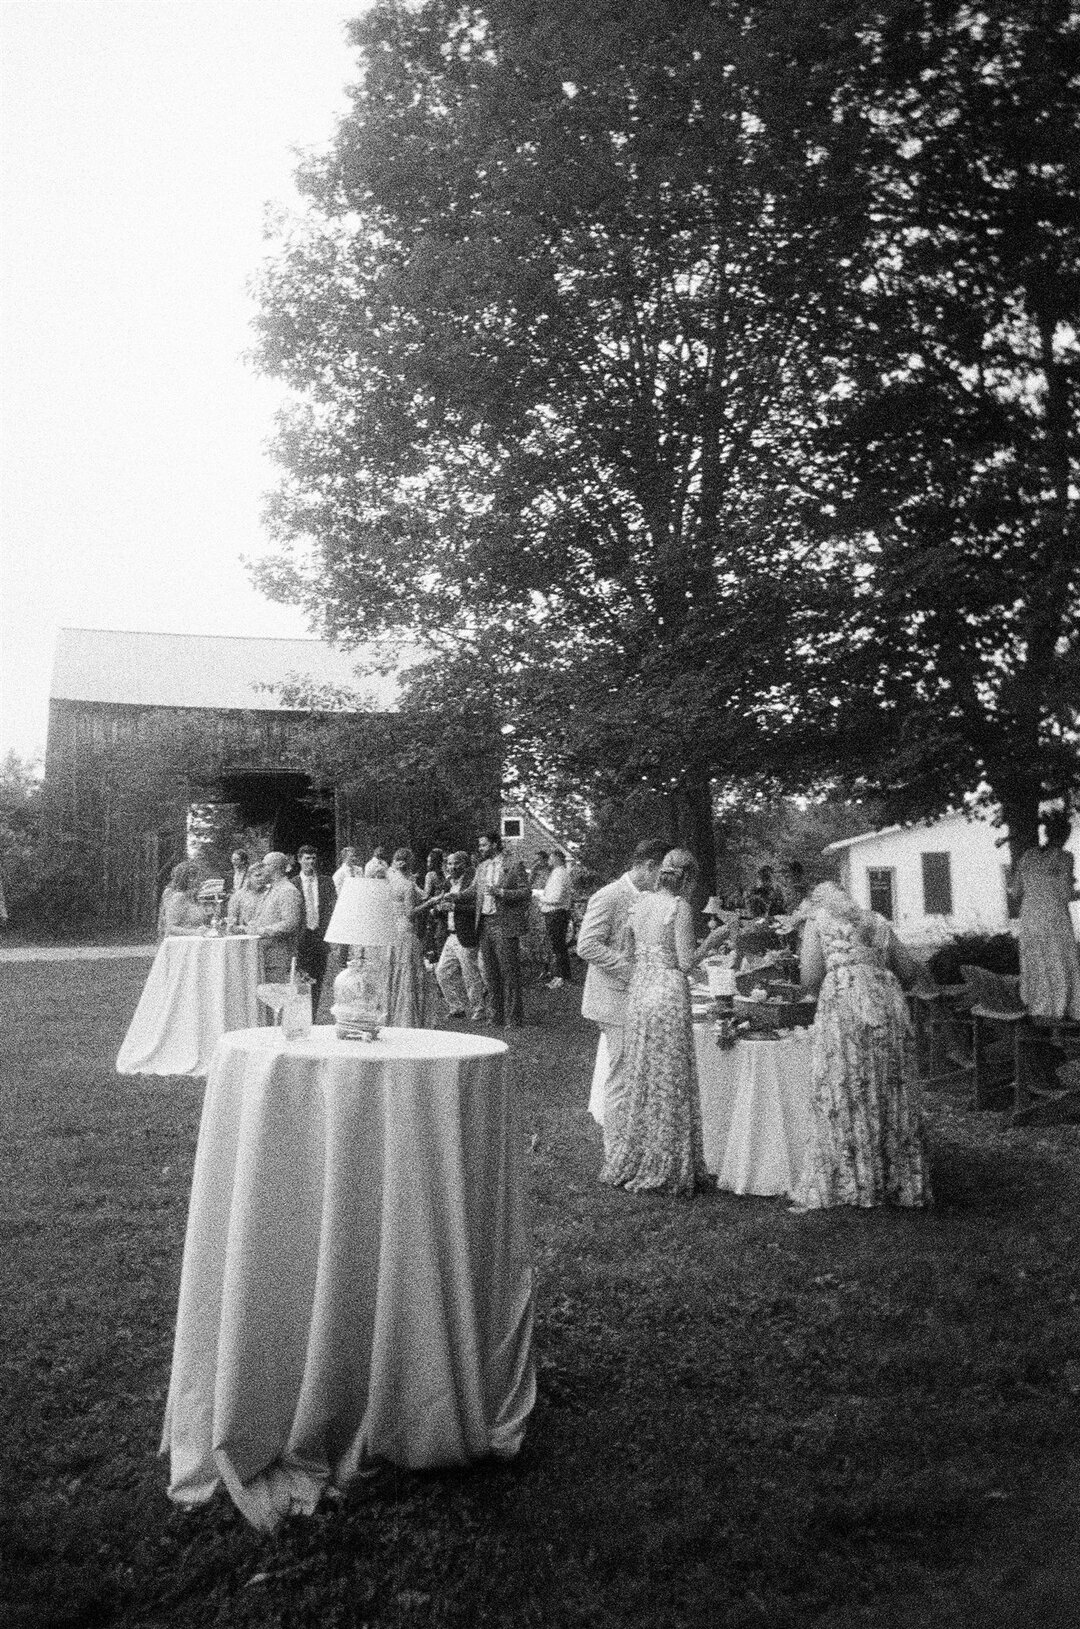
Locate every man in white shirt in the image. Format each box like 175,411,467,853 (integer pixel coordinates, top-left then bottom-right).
432,852,484,1018
539,850,574,987
576,838,666,1157
291,844,334,1018
253,850,304,987
474,831,531,1026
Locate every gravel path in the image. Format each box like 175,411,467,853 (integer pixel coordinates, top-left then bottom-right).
0,943,155,962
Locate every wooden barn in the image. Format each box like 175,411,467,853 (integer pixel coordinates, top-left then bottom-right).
44,628,499,931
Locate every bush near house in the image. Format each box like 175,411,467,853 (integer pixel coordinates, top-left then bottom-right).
927,932,1021,988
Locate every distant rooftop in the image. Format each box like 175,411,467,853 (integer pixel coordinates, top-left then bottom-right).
49,628,414,713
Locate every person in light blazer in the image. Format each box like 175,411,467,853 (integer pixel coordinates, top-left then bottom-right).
576,838,667,1158
474,831,532,1025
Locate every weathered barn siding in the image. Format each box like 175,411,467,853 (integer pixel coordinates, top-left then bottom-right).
44,631,499,932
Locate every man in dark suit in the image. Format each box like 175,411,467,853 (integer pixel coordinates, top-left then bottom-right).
292,843,335,1019
474,830,532,1026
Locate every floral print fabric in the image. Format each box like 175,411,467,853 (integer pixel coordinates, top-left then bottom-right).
793,908,931,1210
601,899,707,1196
1017,846,1080,1020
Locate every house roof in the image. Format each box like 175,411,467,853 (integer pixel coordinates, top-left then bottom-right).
823,810,986,854
49,628,412,714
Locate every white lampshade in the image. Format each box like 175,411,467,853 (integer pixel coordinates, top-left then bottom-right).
324,875,399,946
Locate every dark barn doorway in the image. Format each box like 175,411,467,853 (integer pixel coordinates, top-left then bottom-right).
220,771,336,867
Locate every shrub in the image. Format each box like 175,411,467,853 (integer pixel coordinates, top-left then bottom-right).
927,931,1020,987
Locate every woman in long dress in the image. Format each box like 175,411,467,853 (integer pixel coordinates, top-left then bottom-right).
1011,810,1080,1021
385,848,432,1027
159,862,209,937
602,849,727,1196
791,882,931,1211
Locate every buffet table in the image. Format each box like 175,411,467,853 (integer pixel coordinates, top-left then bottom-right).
116,934,260,1077
161,1026,536,1531
589,1025,813,1197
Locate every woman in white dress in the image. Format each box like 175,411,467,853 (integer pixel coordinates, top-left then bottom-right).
159,862,209,937
386,848,432,1027
602,849,727,1196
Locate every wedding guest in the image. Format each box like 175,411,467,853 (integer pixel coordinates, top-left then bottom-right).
577,838,667,1159
229,849,250,898
333,845,362,894
748,865,786,918
386,848,432,1026
602,849,727,1196
364,846,390,878
160,862,209,937
474,832,532,1026
530,850,552,889
292,844,335,1019
253,852,303,983
227,859,266,930
1011,810,1080,1021
421,848,448,961
540,850,574,988
790,881,931,1212
433,851,484,1019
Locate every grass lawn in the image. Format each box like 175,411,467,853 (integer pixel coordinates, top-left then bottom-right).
3,958,1080,1628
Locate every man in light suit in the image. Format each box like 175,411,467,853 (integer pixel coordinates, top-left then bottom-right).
253,850,303,985
474,830,532,1026
576,838,667,1157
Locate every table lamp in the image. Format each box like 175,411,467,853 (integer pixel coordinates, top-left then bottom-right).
324,877,399,1040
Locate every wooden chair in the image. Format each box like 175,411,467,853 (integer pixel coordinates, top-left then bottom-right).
911,983,971,1086
959,965,1078,1123
959,966,1028,1113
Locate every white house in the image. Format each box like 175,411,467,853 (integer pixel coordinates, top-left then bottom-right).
825,810,1080,944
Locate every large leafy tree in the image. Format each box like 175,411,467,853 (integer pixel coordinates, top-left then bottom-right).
799,0,1080,855
252,0,870,883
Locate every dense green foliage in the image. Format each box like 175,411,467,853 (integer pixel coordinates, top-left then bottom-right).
253,2,1080,861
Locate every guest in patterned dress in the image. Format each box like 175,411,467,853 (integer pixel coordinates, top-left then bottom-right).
385,849,433,1027
602,849,728,1197
1010,811,1080,1021
791,882,931,1212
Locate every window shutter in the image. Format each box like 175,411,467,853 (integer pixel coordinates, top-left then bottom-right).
921,852,953,915
867,868,895,921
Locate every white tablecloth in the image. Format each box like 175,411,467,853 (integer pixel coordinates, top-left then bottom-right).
588,1026,813,1196
116,934,260,1077
161,1026,536,1530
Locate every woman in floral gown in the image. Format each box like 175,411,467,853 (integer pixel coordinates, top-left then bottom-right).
1011,811,1080,1021
791,882,931,1211
385,849,432,1027
602,849,727,1196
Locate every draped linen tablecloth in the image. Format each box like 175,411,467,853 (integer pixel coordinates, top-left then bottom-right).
588,1026,812,1196
116,934,260,1078
161,1025,536,1531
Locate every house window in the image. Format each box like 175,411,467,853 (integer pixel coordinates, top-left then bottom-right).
921,851,953,915
867,867,895,921
501,815,523,839
1002,865,1021,920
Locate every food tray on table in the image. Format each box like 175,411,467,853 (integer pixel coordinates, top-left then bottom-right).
732,987,816,1031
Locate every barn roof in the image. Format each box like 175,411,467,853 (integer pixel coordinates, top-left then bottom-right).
49,628,411,713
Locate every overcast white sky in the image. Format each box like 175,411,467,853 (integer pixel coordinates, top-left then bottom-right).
1,0,367,760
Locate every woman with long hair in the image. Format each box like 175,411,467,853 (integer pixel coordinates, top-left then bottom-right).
791,881,931,1211
385,847,432,1027
159,862,208,938
1011,809,1080,1021
602,848,726,1196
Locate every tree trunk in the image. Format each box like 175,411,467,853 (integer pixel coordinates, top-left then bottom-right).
990,768,1044,869
669,780,717,906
